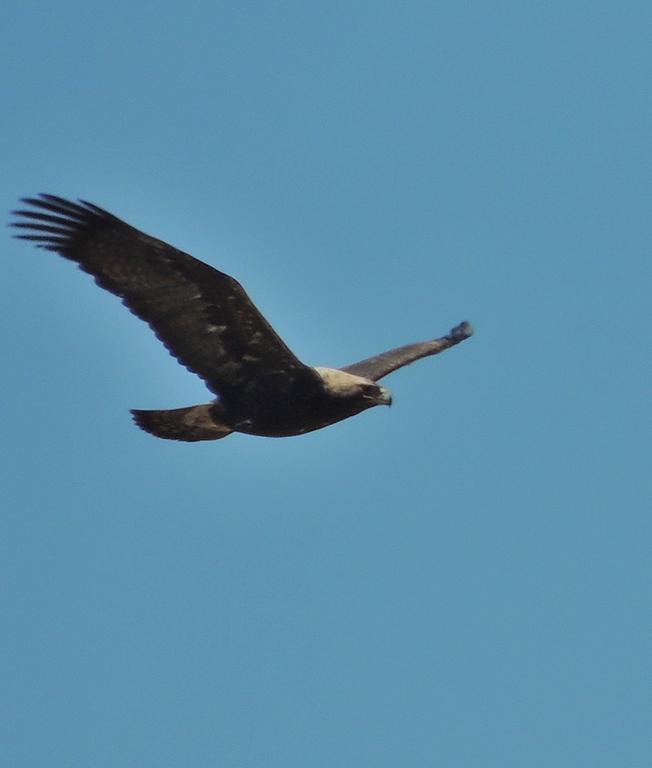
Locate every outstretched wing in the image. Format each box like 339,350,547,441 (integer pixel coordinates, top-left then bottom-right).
341,321,473,381
12,194,320,400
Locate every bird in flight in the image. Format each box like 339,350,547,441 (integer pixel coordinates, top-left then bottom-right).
12,194,473,442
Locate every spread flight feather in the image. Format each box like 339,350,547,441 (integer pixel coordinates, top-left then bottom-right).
12,194,473,441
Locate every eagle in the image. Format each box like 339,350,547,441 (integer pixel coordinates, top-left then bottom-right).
12,194,473,442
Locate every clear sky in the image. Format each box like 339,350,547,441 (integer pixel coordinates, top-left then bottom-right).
2,2,650,766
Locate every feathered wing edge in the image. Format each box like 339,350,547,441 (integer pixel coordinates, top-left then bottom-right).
341,321,473,381
11,194,319,401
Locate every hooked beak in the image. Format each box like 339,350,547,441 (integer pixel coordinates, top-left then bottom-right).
374,387,393,407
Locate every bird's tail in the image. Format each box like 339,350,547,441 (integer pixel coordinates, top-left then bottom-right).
130,404,233,442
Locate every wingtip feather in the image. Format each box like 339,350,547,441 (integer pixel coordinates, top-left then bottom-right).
450,321,474,341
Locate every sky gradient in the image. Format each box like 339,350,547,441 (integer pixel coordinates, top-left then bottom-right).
2,2,650,766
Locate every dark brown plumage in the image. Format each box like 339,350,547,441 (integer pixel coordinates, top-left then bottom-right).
12,194,473,441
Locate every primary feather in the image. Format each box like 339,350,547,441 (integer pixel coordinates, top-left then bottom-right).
12,194,472,441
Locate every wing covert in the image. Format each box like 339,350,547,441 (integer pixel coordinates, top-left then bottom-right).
12,194,318,399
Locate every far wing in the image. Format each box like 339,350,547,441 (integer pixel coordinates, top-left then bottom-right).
12,194,320,399
341,322,473,381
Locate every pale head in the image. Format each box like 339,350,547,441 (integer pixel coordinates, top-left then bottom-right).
314,367,392,406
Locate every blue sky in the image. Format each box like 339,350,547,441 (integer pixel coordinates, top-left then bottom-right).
2,2,650,766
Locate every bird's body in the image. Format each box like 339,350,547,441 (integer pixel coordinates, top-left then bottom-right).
12,194,472,441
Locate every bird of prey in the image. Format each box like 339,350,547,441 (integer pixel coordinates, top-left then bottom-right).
12,194,473,442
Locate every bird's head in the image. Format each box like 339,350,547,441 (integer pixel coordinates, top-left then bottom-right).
314,367,392,407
